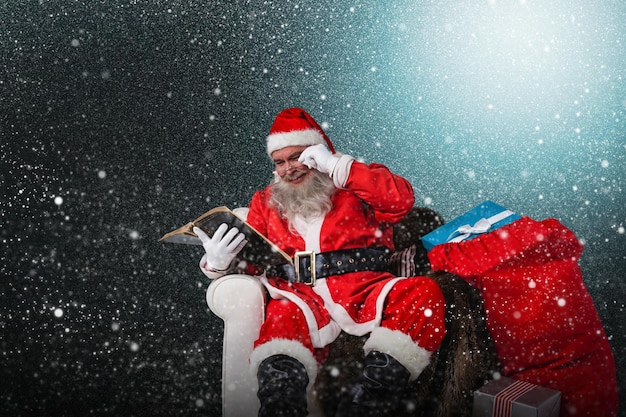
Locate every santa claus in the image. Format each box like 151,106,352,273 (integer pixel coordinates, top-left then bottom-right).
195,107,446,417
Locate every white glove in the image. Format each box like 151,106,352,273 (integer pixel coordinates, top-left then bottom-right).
194,224,247,272
298,143,340,176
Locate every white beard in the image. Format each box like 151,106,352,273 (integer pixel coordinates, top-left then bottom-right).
269,170,336,232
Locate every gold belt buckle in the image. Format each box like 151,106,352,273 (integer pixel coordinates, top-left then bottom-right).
294,251,316,286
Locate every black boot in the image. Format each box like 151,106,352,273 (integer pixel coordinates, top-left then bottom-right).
335,351,411,417
257,354,309,417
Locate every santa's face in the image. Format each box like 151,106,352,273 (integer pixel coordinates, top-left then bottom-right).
271,145,312,186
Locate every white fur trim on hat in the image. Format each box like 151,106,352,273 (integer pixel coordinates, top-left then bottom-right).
266,129,326,156
363,326,432,381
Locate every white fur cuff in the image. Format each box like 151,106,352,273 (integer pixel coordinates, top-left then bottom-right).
363,327,432,381
331,154,355,188
249,339,319,388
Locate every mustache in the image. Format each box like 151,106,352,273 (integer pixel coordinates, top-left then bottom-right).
282,169,308,181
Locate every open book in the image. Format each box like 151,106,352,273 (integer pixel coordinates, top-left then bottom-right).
159,206,292,268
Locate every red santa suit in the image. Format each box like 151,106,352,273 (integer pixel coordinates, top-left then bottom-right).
428,216,618,417
245,159,446,385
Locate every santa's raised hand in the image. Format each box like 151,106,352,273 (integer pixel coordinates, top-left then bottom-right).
298,143,340,176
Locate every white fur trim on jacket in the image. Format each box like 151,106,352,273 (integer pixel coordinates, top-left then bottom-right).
314,277,404,337
330,154,354,188
259,276,342,348
267,129,325,156
363,326,432,381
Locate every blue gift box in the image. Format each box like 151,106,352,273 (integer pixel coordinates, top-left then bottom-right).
422,200,521,251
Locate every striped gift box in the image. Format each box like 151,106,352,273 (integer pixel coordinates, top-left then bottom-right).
472,377,561,417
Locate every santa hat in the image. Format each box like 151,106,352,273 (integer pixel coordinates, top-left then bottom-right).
266,107,336,156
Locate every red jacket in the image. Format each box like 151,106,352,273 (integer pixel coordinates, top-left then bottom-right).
246,161,445,354
428,217,618,417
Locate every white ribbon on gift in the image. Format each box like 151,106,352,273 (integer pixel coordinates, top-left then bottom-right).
447,209,516,243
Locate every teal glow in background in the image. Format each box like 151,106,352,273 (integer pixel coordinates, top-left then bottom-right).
2,1,624,415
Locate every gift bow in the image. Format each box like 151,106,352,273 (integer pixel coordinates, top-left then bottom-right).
447,210,515,243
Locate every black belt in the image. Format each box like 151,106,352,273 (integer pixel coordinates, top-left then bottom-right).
266,247,392,286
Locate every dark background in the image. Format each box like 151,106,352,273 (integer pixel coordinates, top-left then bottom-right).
2,1,624,416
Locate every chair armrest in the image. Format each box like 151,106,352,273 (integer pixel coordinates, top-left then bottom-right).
206,274,266,417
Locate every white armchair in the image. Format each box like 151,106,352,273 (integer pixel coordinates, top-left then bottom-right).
206,274,266,417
